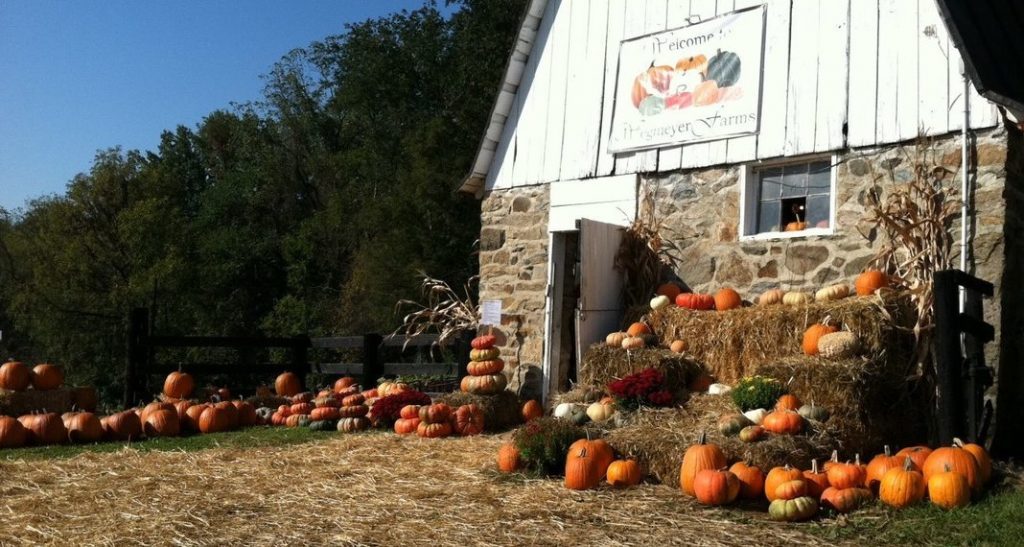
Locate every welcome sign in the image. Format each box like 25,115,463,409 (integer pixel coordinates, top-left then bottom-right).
608,6,766,153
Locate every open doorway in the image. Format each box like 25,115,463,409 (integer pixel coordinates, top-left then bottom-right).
543,219,625,402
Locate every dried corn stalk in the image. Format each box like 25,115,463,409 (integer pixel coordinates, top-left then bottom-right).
615,181,688,309
394,273,479,349
859,139,960,372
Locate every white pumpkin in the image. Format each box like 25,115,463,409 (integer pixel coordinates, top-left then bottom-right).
553,402,577,420
743,408,768,425
782,292,813,306
708,383,732,395
815,284,850,302
586,402,615,422
650,295,671,310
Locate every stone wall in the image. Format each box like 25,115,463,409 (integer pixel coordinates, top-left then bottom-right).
478,185,550,400
641,127,1008,396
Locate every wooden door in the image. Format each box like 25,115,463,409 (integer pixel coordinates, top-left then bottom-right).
574,219,624,362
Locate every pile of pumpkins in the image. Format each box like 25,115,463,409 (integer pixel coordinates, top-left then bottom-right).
680,432,993,520
393,402,485,438
495,437,643,490
0,360,65,392
269,375,377,433
604,322,677,352
552,398,616,426
461,334,508,395
719,394,830,441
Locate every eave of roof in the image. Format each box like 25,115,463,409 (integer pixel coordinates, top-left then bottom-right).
457,0,548,198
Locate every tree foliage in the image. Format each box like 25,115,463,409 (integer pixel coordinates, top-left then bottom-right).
0,0,526,405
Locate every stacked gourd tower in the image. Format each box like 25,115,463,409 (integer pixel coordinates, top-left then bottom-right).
460,334,507,394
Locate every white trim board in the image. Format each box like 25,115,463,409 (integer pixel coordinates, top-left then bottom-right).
548,174,638,232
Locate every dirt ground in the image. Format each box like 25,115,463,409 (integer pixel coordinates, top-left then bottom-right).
0,434,852,546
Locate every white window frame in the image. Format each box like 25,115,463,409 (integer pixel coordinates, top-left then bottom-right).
738,153,839,242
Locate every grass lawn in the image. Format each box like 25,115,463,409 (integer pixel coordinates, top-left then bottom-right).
1,428,1021,546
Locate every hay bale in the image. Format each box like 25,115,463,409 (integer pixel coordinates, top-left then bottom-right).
0,387,75,416
643,293,916,383
757,356,925,456
548,384,605,409
578,345,706,394
435,390,522,432
604,395,840,485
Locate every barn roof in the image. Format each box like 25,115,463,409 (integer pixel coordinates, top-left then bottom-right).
935,0,1024,114
458,0,548,197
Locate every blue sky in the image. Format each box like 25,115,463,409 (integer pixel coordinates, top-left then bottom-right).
0,0,445,211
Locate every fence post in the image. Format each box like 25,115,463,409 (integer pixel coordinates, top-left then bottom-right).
932,270,963,446
362,333,383,389
124,308,149,408
292,335,310,391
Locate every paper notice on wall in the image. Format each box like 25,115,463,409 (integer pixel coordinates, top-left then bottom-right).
608,5,766,152
480,300,502,326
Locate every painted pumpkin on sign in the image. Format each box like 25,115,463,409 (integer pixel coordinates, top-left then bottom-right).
706,49,741,87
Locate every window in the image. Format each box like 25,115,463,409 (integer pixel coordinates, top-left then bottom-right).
740,157,835,239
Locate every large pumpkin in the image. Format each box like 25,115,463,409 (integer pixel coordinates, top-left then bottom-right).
802,323,839,356
680,432,726,497
694,468,741,505
762,410,804,435
606,459,642,488
866,445,903,493
896,445,932,471
30,364,63,390
143,409,180,438
140,402,176,425
631,63,674,108
955,438,992,485
928,466,972,510
923,442,981,496
232,400,258,427
418,403,453,424
713,288,742,311
163,371,195,399
452,404,485,436
64,412,104,443
855,270,889,295
826,459,867,490
0,361,31,391
415,420,451,438
0,416,28,448
394,417,420,435
820,486,872,513
460,373,507,394
18,413,67,445
183,403,209,433
104,410,142,441
565,445,603,490
569,438,615,478
199,405,231,434
879,458,926,509
275,372,302,397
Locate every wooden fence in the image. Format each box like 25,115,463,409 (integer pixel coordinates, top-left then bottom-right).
124,308,471,407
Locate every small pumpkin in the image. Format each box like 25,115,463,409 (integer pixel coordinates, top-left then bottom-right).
553,402,577,420
338,417,371,433
694,468,741,505
394,417,420,435
782,292,813,306
605,332,628,348
30,364,64,390
762,410,804,435
676,292,715,310
289,402,313,416
650,295,671,310
679,432,727,497
818,331,861,359
896,445,932,471
739,425,765,443
802,459,829,497
469,347,501,361
606,458,643,488
774,479,809,501
765,464,803,502
467,359,504,376
768,496,818,522
928,464,972,510
713,288,742,311
803,323,839,356
815,284,850,302
620,336,646,350
784,221,808,232
820,486,872,513
729,461,764,499
798,403,830,423
827,458,867,490
497,442,522,473
452,404,485,436
310,407,341,421
143,409,180,438
855,270,889,296
521,400,544,422
866,445,904,493
626,322,650,337
656,282,682,300
586,402,615,422
669,340,687,354
879,457,926,508
717,413,753,437
675,54,707,72
758,289,785,306
471,334,497,350
333,376,357,392
775,394,802,411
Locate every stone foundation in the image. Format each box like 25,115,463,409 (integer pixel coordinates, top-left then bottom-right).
478,185,550,400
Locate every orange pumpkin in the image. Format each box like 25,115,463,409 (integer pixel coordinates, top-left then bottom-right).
923,442,981,496
565,445,603,490
394,417,420,435
569,438,615,478
452,404,485,436
826,459,867,490
416,421,452,438
955,438,992,485
675,54,708,72
30,364,63,390
669,340,688,354
775,394,802,411
143,409,180,438
497,442,522,473
802,323,839,356
626,322,650,337
693,80,720,106
333,376,357,392
762,410,804,435
764,464,803,502
713,288,742,311
694,468,741,506
467,359,504,376
896,445,932,471
0,361,31,391
522,400,544,422
879,458,926,509
820,486,872,513
729,461,765,500
866,445,904,493
656,283,682,300
0,416,28,448
606,459,643,488
928,465,972,510
631,64,674,108
680,432,727,497
275,372,302,397
802,459,830,498
784,221,808,232
855,270,889,296
675,292,715,310
774,479,809,501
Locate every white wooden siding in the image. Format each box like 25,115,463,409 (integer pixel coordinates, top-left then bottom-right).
548,174,637,231
486,0,1000,191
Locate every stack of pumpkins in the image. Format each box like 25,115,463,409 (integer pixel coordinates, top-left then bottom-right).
460,334,507,395
564,438,642,490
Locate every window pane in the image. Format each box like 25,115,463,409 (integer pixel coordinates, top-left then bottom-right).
807,161,831,195
759,167,782,200
806,194,830,228
758,200,781,233
781,164,807,198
